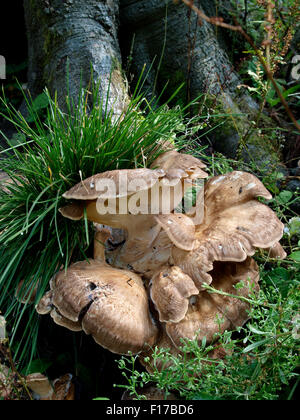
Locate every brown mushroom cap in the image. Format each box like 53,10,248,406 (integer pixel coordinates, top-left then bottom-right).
50,308,82,332
26,373,75,400
59,202,85,221
172,171,285,287
36,290,53,315
25,373,54,400
166,258,259,349
150,266,199,323
37,259,158,355
62,168,165,201
155,213,196,251
267,242,287,259
151,150,208,180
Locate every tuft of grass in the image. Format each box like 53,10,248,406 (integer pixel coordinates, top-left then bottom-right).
0,81,188,369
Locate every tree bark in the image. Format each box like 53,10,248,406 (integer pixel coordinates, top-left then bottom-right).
24,0,129,115
22,0,279,165
120,1,256,105
119,0,274,160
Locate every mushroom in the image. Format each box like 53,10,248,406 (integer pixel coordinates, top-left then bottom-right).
150,266,199,323
25,373,75,400
151,150,208,223
36,229,159,355
150,150,208,180
62,168,166,201
165,258,259,349
50,156,286,371
267,242,287,259
139,258,258,372
172,171,285,289
60,168,199,266
107,228,174,280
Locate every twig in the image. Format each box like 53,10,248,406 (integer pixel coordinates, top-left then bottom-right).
180,0,300,132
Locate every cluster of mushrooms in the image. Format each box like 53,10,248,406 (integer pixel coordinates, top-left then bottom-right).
36,150,286,370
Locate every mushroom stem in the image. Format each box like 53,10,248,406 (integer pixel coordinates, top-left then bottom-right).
86,202,162,262
93,228,111,262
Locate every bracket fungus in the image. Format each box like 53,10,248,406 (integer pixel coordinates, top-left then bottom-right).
36,151,286,370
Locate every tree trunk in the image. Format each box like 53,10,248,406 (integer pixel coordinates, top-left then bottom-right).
22,0,279,165
119,0,281,164
120,0,246,100
23,0,129,116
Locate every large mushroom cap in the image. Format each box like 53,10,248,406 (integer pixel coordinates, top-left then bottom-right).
166,258,259,348
62,168,165,201
37,259,158,355
172,171,285,287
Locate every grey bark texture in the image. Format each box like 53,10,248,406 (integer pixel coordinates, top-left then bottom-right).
120,0,280,163
22,0,278,164
24,0,129,115
120,0,244,99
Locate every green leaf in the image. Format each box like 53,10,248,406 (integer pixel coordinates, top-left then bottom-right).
247,324,271,335
21,358,52,375
288,217,300,238
26,92,50,122
265,267,291,297
277,190,293,204
289,251,300,262
243,338,270,353
32,92,50,111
